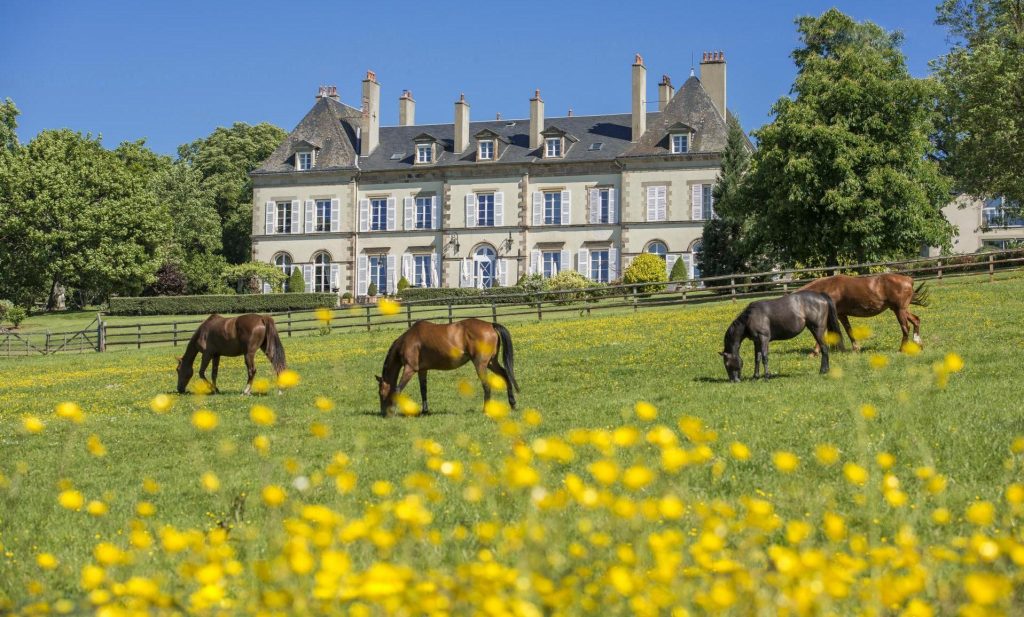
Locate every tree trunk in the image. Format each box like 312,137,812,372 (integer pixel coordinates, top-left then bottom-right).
47,279,66,311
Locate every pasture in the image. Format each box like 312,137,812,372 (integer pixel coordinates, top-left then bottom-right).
1,272,1023,614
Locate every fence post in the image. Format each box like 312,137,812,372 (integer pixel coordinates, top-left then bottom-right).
448,302,454,324
136,324,141,350
989,254,994,282
173,322,178,347
491,303,497,323
632,288,638,312
537,295,543,321
407,303,413,328
730,278,736,302
287,311,293,337
937,259,943,282
366,306,372,331
97,314,105,352
45,330,50,355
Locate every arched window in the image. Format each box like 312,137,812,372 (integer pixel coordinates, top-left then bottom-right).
645,241,668,259
273,253,293,291
473,245,497,289
313,252,332,293
690,240,703,280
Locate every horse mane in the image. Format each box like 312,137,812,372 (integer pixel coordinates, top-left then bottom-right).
381,334,405,385
723,314,748,353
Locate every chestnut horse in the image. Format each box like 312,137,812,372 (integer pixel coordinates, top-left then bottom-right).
799,273,929,352
376,319,519,417
177,314,286,394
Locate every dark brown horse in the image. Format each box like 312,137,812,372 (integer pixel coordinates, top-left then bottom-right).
177,314,286,394
376,319,519,417
799,273,929,352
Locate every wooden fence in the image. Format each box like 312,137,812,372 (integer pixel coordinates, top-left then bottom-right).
3,249,1023,357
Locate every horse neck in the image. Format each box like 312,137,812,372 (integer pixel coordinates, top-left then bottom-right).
181,331,202,365
381,338,404,387
724,319,746,354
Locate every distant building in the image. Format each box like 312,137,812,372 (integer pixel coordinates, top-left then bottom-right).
251,53,741,295
940,195,1024,254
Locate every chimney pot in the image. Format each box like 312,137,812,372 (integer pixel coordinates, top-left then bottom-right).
366,70,377,82
631,54,647,141
361,72,381,155
529,90,545,149
568,108,573,117
496,112,502,120
699,50,728,117
399,89,416,126
634,53,644,66
454,94,470,153
658,75,674,111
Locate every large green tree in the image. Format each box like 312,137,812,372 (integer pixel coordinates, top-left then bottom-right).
178,123,286,264
0,130,169,307
934,0,1024,211
744,9,953,267
0,98,19,153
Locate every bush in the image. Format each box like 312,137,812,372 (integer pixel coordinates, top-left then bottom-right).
400,287,532,306
669,256,689,282
341,292,353,302
518,274,549,294
0,299,13,322
287,269,305,294
367,282,379,297
223,262,287,295
107,293,338,316
6,306,27,328
149,263,189,296
546,271,600,304
397,276,410,292
623,253,668,295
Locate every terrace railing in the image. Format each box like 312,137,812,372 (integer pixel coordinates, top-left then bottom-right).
3,248,1023,357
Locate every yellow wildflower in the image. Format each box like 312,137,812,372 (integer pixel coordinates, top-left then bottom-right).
815,443,840,466
277,369,301,389
634,401,657,421
314,396,335,412
943,352,964,373
86,434,107,457
251,377,271,395
773,451,799,473
249,405,276,426
868,354,889,369
22,415,45,434
191,409,218,431
55,402,84,423
378,298,401,315
201,472,220,493
965,501,995,526
58,489,84,511
149,394,172,413
261,485,286,507
843,462,869,486
315,307,333,323
730,441,751,461
36,553,58,570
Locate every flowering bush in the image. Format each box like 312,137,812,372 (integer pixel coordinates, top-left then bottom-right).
623,253,668,295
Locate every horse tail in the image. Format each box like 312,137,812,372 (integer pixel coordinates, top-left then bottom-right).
262,316,287,374
492,323,520,393
911,282,930,307
821,292,846,351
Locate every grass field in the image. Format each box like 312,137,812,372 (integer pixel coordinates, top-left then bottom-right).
1,272,1023,614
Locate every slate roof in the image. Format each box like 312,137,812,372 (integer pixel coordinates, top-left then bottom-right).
254,75,738,175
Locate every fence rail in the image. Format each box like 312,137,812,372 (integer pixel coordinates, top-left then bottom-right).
3,249,1023,358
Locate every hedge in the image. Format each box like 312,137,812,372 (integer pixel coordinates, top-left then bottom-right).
108,293,339,316
400,287,538,306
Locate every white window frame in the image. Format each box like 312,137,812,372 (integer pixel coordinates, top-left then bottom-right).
275,201,292,234
370,198,388,231
312,253,332,292
368,254,388,293
542,250,561,279
413,255,433,287
479,140,494,160
297,151,313,171
415,196,433,229
646,241,668,259
416,144,433,164
543,191,561,225
315,199,331,232
477,193,495,227
598,189,611,224
590,250,610,283
670,133,689,154
545,137,562,158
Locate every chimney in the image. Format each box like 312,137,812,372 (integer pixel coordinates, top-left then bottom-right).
700,51,727,119
360,70,380,156
316,85,339,101
529,89,544,150
658,75,674,111
399,90,415,126
631,53,647,142
454,93,470,153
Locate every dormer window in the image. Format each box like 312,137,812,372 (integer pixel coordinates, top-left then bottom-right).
297,151,314,170
479,140,494,160
671,133,689,154
416,144,433,164
545,137,562,158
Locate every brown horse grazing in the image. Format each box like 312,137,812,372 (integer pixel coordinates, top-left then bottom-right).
799,274,929,352
376,318,519,417
177,314,286,395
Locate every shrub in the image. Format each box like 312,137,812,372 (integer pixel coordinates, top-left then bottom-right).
669,256,689,282
223,262,287,295
518,274,549,294
546,271,600,304
287,269,305,294
367,282,379,297
107,293,338,316
400,287,530,306
0,299,13,322
149,263,189,296
341,292,353,302
397,276,410,293
623,253,668,294
6,305,27,328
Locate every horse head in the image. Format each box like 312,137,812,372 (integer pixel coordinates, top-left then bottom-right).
376,375,393,416
720,351,743,383
176,356,193,394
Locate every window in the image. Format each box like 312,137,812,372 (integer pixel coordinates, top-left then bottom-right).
415,197,433,229
544,192,562,225
671,134,689,154
315,199,332,232
313,252,332,292
275,201,293,233
479,140,494,160
413,255,433,287
646,186,667,222
702,184,714,219
590,250,610,283
370,198,388,231
542,251,561,278
274,253,293,291
646,241,668,259
982,197,1024,228
297,151,313,170
477,194,495,227
691,241,703,279
474,245,497,288
545,137,562,158
416,144,433,164
597,189,611,224
368,255,388,293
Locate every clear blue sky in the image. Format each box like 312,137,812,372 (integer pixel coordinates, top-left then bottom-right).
1,0,950,156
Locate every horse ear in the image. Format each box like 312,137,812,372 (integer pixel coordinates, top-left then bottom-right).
374,375,383,384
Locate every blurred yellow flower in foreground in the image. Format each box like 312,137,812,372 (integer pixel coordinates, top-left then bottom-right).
22,415,44,434
773,451,799,473
315,307,333,323
249,405,276,426
277,370,301,389
201,472,220,493
868,354,889,369
149,394,172,413
395,393,421,417
262,485,286,507
815,443,840,466
634,401,657,421
851,325,872,341
901,340,922,356
191,410,218,431
36,553,58,570
251,377,271,395
55,402,84,423
378,298,401,316
944,352,964,373
314,396,335,412
730,442,751,461
58,489,84,511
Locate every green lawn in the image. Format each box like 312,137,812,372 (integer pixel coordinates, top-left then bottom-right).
1,272,1023,613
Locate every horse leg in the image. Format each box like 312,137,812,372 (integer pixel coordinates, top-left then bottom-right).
418,371,429,415
242,352,257,395
759,338,772,379
198,353,212,388
839,315,859,352
894,309,911,351
211,355,221,394
811,325,830,374
752,341,762,380
474,357,492,406
908,312,922,346
488,358,516,408
396,365,416,394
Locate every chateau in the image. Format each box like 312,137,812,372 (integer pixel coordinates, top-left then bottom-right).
251,53,737,296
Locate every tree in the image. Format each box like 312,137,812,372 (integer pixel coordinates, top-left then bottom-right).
0,130,169,308
668,255,689,282
222,262,285,294
287,268,305,294
178,123,287,264
744,9,953,267
934,0,1024,211
622,254,668,294
0,98,19,153
149,262,189,296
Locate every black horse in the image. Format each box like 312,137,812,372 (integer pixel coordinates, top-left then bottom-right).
720,291,844,382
